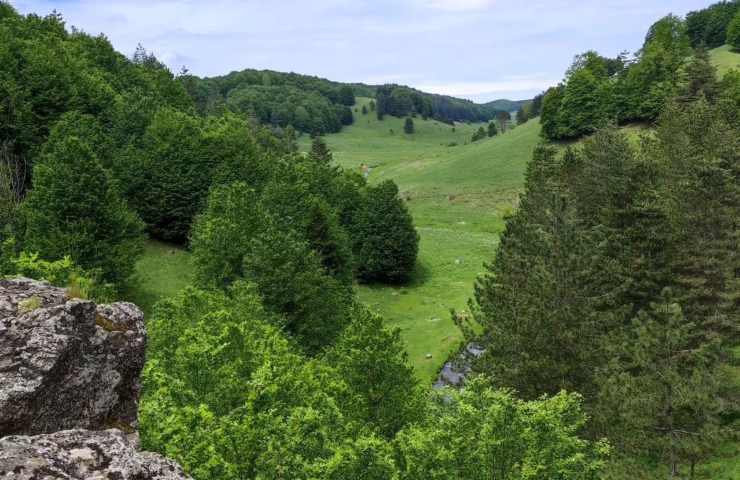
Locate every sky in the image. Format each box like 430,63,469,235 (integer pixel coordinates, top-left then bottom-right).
11,0,714,103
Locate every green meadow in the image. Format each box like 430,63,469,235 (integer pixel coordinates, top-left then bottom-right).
301,98,541,381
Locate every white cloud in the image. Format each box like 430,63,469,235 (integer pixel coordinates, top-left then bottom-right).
415,76,558,101
418,0,495,11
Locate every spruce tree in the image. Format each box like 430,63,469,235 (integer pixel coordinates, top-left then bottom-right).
310,136,333,164
487,121,498,137
357,180,418,283
404,117,415,134
21,137,144,286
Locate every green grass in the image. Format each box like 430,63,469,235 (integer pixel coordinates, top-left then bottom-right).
125,240,193,315
710,44,740,77
302,98,541,381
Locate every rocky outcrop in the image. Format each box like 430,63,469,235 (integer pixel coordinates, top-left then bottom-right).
0,278,146,436
0,278,191,479
0,429,189,479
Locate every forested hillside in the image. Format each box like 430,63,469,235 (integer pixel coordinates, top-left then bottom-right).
539,0,740,141
460,3,740,478
185,71,511,134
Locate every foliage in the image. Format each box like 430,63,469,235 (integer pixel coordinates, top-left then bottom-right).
326,305,422,438
20,135,144,287
540,13,697,140
471,126,487,142
686,1,740,49
470,89,739,475
728,10,740,50
356,180,419,283
1,246,115,302
375,84,500,124
140,282,606,480
487,121,498,137
183,69,365,134
395,377,610,480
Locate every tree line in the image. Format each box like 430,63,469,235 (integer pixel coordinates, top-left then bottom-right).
375,84,505,124
462,44,740,477
540,1,740,141
182,69,364,135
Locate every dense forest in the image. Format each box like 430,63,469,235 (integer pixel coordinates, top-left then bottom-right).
458,3,740,477
188,73,508,134
1,0,738,478
374,84,503,124
539,1,740,141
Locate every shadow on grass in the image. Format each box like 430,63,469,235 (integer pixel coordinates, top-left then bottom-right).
358,259,432,292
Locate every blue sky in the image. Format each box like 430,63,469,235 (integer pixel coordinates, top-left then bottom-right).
11,0,713,102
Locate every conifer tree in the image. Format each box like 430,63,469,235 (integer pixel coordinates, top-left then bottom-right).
487,121,497,137
21,136,144,286
310,136,333,164
357,180,418,283
404,117,415,134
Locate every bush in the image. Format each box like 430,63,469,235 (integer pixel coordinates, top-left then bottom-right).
356,180,419,283
3,248,115,302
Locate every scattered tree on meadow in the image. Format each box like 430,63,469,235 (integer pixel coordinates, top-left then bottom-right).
356,180,419,283
471,126,487,142
404,117,415,134
361,104,368,115
487,121,498,137
496,110,511,133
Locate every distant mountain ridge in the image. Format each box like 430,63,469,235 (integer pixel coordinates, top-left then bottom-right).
483,99,531,112
183,68,533,133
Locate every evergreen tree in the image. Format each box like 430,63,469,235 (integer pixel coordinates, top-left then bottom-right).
310,136,333,164
597,290,727,477
403,117,415,134
487,121,498,137
677,47,719,104
361,104,368,115
126,108,212,243
471,126,487,142
516,105,529,125
21,136,144,286
357,180,418,283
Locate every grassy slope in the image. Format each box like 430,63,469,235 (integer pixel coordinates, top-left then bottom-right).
302,98,541,381
710,44,740,76
126,240,193,316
